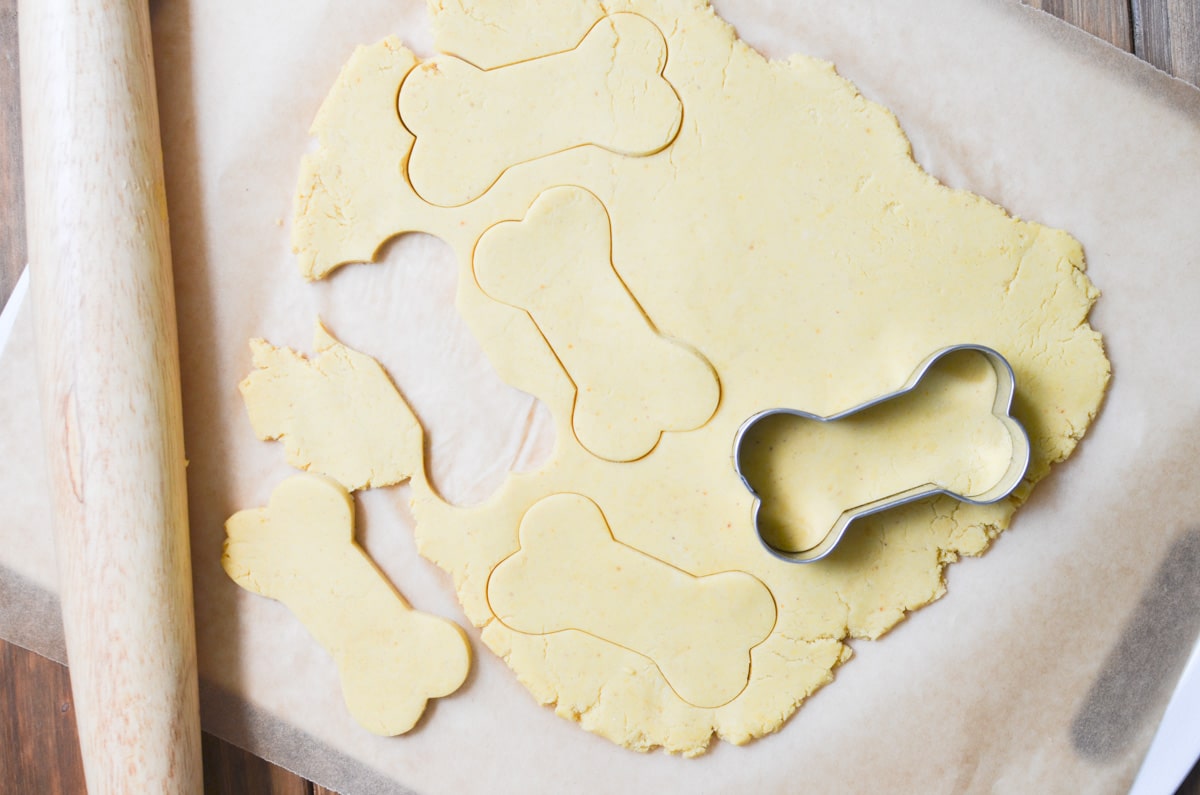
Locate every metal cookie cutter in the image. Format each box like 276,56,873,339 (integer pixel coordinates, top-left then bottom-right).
732,345,1031,564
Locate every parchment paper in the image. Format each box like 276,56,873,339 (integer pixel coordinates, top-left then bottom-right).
3,1,1200,792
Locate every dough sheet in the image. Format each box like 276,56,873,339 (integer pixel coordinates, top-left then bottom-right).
260,0,1107,755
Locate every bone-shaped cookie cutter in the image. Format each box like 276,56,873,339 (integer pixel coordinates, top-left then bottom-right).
733,345,1031,564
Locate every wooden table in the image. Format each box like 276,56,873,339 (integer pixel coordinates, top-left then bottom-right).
0,2,1197,793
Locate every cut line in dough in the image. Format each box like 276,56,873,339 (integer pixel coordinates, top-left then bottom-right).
486,493,776,708
398,13,683,207
473,185,719,462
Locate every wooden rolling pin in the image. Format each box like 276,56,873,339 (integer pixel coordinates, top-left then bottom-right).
19,1,203,792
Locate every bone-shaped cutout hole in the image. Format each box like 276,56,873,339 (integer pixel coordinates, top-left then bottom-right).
736,347,1029,560
397,13,683,207
223,474,471,735
486,493,776,708
473,186,720,462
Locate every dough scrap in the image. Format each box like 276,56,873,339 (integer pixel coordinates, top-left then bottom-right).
223,474,470,735
474,186,719,462
292,38,434,280
487,493,775,708
239,322,424,492
278,0,1111,755
398,13,682,207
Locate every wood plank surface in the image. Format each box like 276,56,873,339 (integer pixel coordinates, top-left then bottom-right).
1024,0,1134,51
0,642,85,793
1134,0,1200,85
0,1,1197,793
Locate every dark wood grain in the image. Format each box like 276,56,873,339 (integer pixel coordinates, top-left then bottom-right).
1134,0,1200,85
1024,0,1134,51
0,642,86,794
201,735,313,795
0,1,1196,794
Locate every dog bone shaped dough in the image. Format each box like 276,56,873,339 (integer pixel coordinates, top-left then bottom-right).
398,13,682,206
738,348,1021,553
487,493,776,708
223,474,470,735
474,186,719,461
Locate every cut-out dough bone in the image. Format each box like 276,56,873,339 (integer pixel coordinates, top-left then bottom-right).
737,348,1025,555
223,474,470,735
487,494,775,708
474,187,719,461
398,13,683,206
239,322,424,492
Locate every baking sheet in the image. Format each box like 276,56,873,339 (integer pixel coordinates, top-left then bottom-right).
3,0,1200,792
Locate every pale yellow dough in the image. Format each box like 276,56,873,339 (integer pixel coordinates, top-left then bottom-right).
474,186,719,461
487,493,776,708
239,322,423,491
267,0,1109,755
398,13,682,207
223,474,470,735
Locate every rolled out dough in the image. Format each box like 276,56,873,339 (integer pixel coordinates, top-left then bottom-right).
253,0,1108,755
